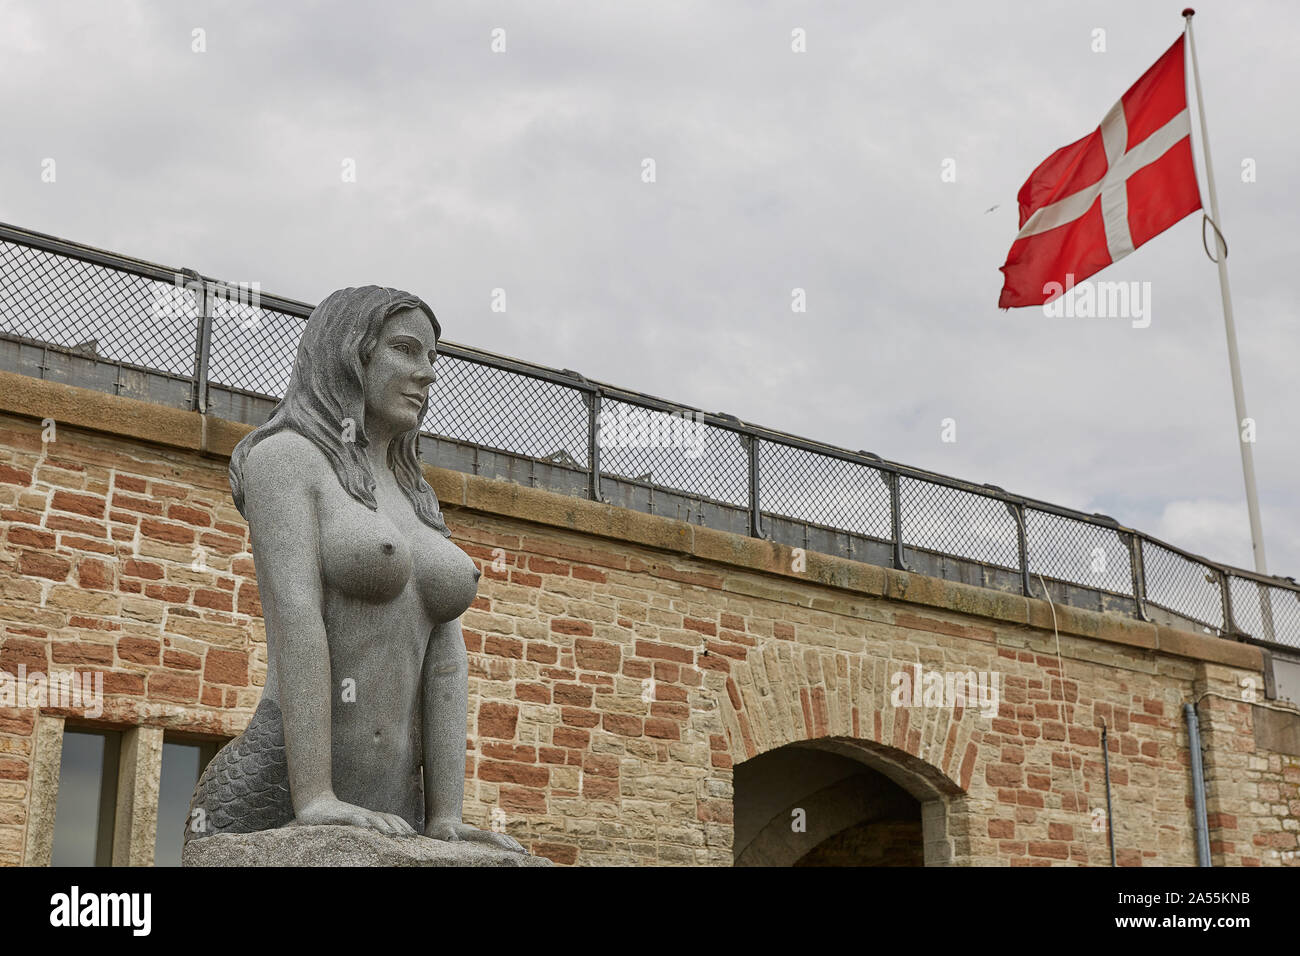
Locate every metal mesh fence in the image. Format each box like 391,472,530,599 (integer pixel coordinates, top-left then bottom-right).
898,476,1021,570
207,293,304,397
2,224,1298,651
1141,539,1225,631
1229,576,1300,650
758,441,892,539
1024,509,1133,596
0,239,198,378
1260,583,1300,650
425,355,590,465
598,398,748,506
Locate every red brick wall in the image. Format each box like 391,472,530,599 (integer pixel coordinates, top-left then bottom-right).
1,409,1296,866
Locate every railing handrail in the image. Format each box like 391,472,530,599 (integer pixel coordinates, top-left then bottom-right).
1,218,1296,651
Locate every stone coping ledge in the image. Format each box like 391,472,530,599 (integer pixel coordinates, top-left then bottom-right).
0,369,1263,674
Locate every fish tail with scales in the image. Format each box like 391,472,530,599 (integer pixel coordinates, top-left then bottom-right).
185,696,294,845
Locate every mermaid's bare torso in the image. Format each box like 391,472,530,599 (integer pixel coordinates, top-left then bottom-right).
186,432,480,844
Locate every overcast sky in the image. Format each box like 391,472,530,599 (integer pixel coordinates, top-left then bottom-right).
2,0,1295,580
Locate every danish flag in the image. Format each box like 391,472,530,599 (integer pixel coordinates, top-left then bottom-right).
998,36,1202,308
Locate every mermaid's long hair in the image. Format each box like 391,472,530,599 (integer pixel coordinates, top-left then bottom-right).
228,285,451,537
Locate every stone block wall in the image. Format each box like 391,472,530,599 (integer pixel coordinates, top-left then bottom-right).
0,375,1296,866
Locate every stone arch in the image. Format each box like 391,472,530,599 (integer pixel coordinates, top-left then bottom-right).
717,644,981,865
735,742,925,865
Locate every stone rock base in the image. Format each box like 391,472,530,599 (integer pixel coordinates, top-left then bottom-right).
182,824,555,867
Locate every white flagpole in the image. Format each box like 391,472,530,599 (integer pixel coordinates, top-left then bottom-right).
1183,8,1268,575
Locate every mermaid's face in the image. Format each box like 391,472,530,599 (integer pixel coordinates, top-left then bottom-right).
362,307,438,437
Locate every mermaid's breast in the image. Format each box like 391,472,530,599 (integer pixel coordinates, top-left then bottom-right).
318,500,413,604
412,530,481,623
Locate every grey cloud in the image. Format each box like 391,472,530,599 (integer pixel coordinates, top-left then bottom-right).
1,0,1294,574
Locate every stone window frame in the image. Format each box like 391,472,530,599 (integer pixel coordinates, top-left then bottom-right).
24,716,166,867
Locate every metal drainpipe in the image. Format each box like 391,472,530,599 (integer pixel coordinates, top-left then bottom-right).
1184,702,1212,867
1101,722,1116,867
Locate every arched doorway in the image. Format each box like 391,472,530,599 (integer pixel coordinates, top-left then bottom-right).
733,738,954,866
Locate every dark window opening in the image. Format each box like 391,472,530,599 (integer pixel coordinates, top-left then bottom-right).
155,734,220,867
51,728,121,867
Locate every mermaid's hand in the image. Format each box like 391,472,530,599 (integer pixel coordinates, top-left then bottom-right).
424,818,528,853
294,793,417,837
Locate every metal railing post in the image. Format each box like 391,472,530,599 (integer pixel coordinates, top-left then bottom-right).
1258,579,1278,646
747,434,763,539
587,387,603,503
1004,500,1032,596
1218,569,1235,637
185,270,212,414
888,471,907,571
1126,533,1151,622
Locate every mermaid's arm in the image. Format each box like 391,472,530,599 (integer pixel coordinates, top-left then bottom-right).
420,616,469,829
420,617,526,851
243,436,333,813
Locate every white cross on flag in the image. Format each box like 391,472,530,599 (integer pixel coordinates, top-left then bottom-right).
998,36,1202,308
